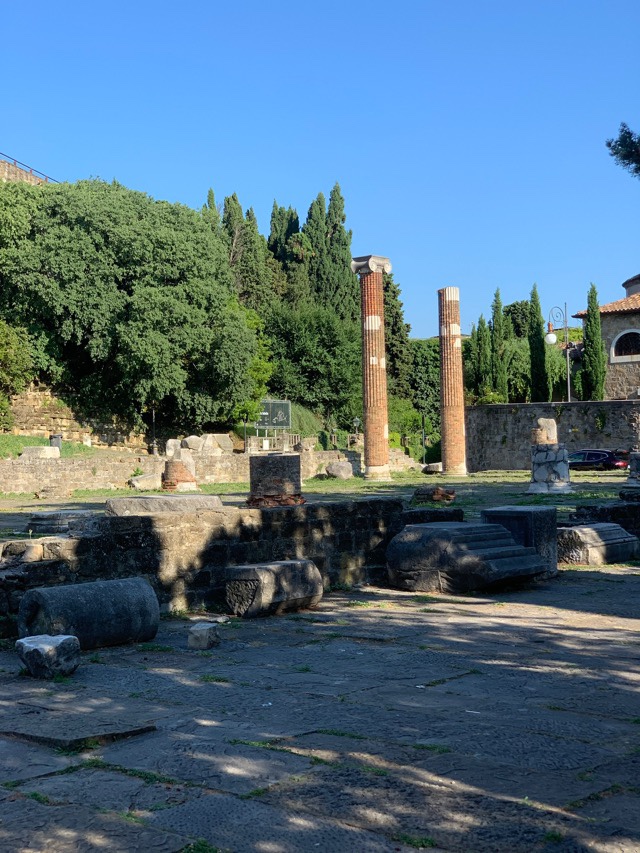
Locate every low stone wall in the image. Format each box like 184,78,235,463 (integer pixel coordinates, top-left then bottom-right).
0,448,419,495
0,499,405,619
465,401,640,472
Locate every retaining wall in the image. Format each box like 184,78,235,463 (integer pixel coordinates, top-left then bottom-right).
0,498,405,621
465,401,640,472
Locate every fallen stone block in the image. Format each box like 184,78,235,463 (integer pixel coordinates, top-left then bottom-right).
129,472,162,491
188,622,221,649
326,460,353,480
225,560,323,618
105,495,222,515
182,435,204,451
27,510,93,535
412,486,455,503
211,433,234,453
557,523,640,566
16,634,81,679
387,522,547,593
481,506,558,578
18,577,160,650
19,445,60,459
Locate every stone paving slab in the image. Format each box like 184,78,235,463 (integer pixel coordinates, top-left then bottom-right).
146,790,414,852
0,568,636,850
0,795,188,851
96,730,317,793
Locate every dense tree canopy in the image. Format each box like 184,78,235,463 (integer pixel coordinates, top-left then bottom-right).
0,180,268,431
0,176,419,444
606,123,640,179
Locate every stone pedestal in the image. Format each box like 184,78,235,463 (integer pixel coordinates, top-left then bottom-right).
527,444,572,494
481,505,558,577
249,454,302,499
624,452,640,488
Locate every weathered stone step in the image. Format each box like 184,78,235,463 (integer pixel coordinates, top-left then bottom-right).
557,523,639,565
386,522,547,594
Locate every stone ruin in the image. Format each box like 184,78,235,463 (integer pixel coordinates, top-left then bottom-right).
247,454,305,507
527,417,571,494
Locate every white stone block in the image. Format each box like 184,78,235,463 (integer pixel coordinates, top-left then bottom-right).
16,634,81,679
188,622,221,649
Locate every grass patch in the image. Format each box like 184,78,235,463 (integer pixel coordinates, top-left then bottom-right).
294,665,312,673
239,787,269,800
199,674,229,683
136,643,174,653
316,728,365,740
543,830,564,843
27,791,50,804
180,841,223,853
393,833,436,849
345,600,374,608
88,653,106,665
362,765,389,776
414,743,452,754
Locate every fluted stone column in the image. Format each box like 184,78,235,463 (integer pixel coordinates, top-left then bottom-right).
438,287,467,475
351,255,392,480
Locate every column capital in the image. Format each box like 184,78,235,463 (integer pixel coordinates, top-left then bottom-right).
351,255,392,276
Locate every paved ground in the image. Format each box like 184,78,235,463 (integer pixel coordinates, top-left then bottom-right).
0,565,638,852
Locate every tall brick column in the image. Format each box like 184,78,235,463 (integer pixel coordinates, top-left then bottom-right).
438,287,467,475
351,255,392,480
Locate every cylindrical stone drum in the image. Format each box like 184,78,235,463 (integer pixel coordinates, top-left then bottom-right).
18,577,160,650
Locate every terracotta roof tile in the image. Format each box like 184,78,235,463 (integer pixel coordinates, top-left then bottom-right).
572,292,640,318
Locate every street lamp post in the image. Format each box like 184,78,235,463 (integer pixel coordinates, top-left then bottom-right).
544,303,571,402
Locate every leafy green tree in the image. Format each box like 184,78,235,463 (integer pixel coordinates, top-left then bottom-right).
409,338,440,436
490,288,508,401
528,285,549,402
504,337,531,402
504,301,530,338
581,283,607,400
0,179,266,432
383,272,412,399
0,320,33,429
606,123,640,179
264,303,361,425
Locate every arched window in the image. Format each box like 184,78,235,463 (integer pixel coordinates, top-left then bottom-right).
611,329,640,363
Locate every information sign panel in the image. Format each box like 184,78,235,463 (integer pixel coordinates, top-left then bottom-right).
257,400,291,430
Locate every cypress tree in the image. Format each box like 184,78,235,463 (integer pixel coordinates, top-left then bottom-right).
491,288,508,401
235,207,271,312
302,192,328,301
268,202,299,265
383,272,412,399
221,193,244,267
581,283,607,400
464,323,479,395
324,183,359,323
476,315,492,396
528,284,549,402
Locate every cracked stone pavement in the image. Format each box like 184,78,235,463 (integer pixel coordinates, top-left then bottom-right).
0,566,638,852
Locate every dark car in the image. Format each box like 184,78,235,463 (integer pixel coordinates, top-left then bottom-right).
567,449,629,471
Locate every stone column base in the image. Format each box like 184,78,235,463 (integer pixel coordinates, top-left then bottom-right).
526,482,573,495
364,464,391,480
444,464,468,477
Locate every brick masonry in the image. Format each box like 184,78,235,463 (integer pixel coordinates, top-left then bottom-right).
438,287,467,474
358,264,390,476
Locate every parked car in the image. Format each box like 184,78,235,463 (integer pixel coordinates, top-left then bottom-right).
567,449,629,471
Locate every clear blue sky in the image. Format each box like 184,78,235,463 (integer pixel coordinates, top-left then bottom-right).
2,1,638,338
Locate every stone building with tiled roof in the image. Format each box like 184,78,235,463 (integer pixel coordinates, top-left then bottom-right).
573,275,640,399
